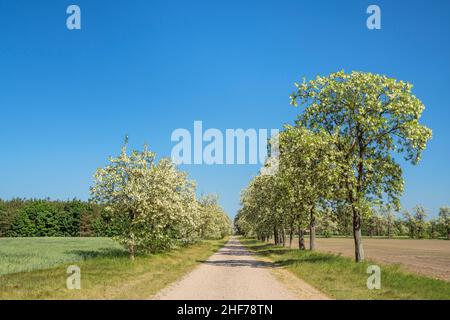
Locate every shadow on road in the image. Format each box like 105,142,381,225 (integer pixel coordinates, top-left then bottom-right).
199,259,275,268
195,238,278,268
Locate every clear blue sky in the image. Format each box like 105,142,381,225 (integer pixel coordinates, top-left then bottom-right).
0,0,449,218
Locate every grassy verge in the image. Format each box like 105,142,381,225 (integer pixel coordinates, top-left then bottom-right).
241,238,450,300
0,238,227,299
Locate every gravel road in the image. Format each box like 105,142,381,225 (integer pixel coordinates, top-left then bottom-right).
153,237,328,300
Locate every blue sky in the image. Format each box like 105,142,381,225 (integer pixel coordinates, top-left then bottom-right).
0,0,449,218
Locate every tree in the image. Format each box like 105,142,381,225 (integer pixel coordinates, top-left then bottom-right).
236,126,341,251
290,71,432,261
413,205,428,239
317,207,339,237
402,210,416,238
278,126,340,250
0,200,21,237
198,194,232,240
8,209,34,236
438,207,450,239
380,206,396,238
428,218,440,239
90,139,202,259
236,170,291,245
9,201,61,236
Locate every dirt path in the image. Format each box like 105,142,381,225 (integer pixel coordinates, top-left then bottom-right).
152,237,328,300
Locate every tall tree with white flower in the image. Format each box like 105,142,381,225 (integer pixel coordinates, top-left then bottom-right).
290,71,432,261
90,138,202,259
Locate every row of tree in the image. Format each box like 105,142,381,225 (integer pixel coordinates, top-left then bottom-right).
0,198,115,237
235,71,436,262
90,139,232,259
307,205,450,239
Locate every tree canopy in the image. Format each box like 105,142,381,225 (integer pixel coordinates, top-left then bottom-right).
236,71,433,262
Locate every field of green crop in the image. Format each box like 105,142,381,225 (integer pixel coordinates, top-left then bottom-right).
0,238,227,299
0,237,125,276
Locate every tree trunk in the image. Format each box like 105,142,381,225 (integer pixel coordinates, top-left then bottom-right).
129,232,136,260
387,221,392,239
298,227,305,250
353,209,365,262
128,245,135,260
281,228,286,247
310,208,316,251
274,228,278,245
128,210,136,260
352,131,366,262
347,181,365,262
289,228,293,248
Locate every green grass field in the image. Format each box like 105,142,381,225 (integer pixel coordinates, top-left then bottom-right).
241,238,450,300
0,237,125,276
0,237,227,299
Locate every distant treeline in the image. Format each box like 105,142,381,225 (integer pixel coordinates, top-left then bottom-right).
304,205,450,240
0,198,118,237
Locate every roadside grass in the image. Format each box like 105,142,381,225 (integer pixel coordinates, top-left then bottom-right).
241,238,450,300
0,238,227,299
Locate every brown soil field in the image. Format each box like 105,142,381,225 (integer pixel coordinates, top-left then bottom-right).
285,237,450,281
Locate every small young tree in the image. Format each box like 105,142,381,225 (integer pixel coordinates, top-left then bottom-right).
380,206,396,238
402,210,416,238
413,205,428,239
438,207,450,239
90,139,201,259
